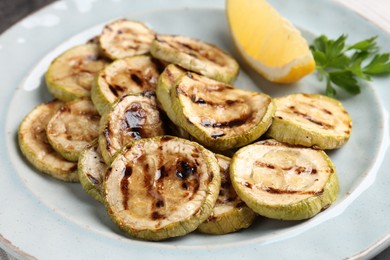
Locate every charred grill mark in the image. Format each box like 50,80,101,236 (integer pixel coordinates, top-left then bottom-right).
254,161,319,175
262,186,324,195
289,106,334,129
108,84,124,97
151,211,165,220
120,166,132,210
87,174,100,185
200,113,252,128
131,73,143,86
244,181,252,189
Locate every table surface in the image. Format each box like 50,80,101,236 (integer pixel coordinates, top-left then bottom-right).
0,0,389,259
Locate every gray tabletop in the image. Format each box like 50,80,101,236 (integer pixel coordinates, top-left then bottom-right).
0,0,389,259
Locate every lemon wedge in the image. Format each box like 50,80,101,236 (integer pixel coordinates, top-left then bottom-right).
226,0,315,83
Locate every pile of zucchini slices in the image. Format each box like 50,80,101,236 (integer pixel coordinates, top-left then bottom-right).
18,18,352,241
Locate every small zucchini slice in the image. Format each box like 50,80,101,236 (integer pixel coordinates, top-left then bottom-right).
98,19,156,60
150,34,239,83
98,93,165,165
46,98,100,162
266,93,352,149
18,100,79,182
78,141,107,203
170,71,275,151
197,154,256,235
45,43,109,101
230,139,339,220
104,136,221,241
91,55,163,115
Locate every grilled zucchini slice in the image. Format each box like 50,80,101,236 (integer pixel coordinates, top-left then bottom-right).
78,142,107,203
18,100,79,182
170,71,275,151
197,154,256,234
230,139,339,220
99,93,165,165
45,43,108,101
151,34,239,83
91,55,163,115
266,93,352,149
104,136,221,241
46,98,100,162
99,19,155,60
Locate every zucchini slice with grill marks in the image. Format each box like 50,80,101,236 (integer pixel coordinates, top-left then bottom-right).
99,93,165,165
18,100,79,182
104,136,221,241
266,93,352,149
150,34,239,83
92,55,163,115
99,19,156,60
45,43,109,101
170,71,275,151
230,139,339,220
197,154,256,235
78,141,107,203
46,98,100,162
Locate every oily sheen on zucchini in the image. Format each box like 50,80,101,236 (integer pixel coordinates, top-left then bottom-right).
92,55,163,115
18,100,79,182
98,93,165,165
151,34,239,83
46,98,100,162
104,136,221,241
45,43,108,101
197,154,256,234
266,93,352,149
170,71,275,150
230,139,338,220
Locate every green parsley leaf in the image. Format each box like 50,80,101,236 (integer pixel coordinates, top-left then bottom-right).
310,34,390,97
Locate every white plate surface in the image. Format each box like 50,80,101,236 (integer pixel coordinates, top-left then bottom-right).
1,0,390,259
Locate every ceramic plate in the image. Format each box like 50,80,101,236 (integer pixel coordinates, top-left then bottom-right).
1,0,390,259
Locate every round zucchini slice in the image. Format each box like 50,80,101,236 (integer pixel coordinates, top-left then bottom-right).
45,43,109,101
170,71,275,151
98,93,165,165
92,55,163,115
197,154,256,235
46,98,100,162
150,34,239,84
98,19,155,60
18,100,79,182
266,93,352,149
104,136,221,241
78,142,107,203
230,139,339,220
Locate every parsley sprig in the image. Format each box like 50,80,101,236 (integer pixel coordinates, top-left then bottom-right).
310,35,390,97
